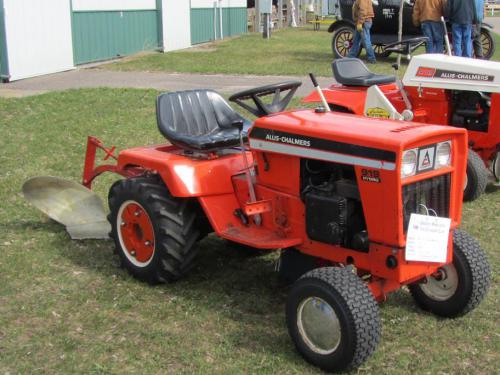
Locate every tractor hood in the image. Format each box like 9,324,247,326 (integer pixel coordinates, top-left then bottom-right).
249,110,466,171
403,54,500,93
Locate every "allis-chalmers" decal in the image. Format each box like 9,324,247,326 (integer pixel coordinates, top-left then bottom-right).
416,66,494,82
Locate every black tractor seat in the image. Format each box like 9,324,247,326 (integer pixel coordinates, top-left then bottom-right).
156,90,252,152
332,58,396,87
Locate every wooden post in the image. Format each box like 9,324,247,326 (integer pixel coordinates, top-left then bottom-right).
263,13,271,38
278,0,283,28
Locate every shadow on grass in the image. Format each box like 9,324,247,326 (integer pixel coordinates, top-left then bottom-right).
35,228,306,354
485,183,500,194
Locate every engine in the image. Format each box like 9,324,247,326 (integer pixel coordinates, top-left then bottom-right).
300,159,368,252
451,90,490,133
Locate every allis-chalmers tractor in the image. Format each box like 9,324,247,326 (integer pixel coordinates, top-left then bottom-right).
24,82,491,372
304,54,500,201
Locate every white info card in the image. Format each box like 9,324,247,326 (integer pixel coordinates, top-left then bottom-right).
405,214,451,263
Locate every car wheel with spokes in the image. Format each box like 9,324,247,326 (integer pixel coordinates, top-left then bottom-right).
480,28,495,60
332,26,359,58
374,44,391,58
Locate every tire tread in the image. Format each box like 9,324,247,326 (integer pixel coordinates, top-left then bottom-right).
297,267,380,371
108,176,200,283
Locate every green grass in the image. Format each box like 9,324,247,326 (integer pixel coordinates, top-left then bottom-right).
0,88,499,374
106,27,500,77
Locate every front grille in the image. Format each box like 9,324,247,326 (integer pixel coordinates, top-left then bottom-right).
402,174,451,231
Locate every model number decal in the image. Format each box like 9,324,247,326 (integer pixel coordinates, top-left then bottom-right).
361,169,381,183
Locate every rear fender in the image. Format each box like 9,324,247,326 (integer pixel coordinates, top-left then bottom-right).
328,19,354,33
116,145,249,198
302,88,367,114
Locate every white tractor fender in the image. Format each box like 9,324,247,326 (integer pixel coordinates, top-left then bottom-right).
363,85,404,121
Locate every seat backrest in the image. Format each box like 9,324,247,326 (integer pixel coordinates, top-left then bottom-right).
332,58,371,81
156,90,243,142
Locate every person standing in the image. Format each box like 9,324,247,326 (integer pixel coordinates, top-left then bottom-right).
412,0,446,53
446,0,478,57
347,0,376,64
472,0,485,58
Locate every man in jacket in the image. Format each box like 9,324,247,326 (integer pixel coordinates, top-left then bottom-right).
446,0,478,57
472,0,485,58
347,0,376,64
412,0,446,53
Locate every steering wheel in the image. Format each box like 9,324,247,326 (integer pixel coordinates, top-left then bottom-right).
229,81,302,117
385,37,429,56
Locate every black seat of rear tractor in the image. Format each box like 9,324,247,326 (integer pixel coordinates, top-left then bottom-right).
332,58,396,87
156,90,252,152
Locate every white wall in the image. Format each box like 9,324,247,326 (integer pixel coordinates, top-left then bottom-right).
72,0,156,11
162,0,191,52
191,0,247,8
3,0,74,81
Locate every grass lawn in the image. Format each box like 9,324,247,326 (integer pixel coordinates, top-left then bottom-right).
0,88,499,374
106,27,500,77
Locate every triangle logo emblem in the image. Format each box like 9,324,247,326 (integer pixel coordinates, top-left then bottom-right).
422,151,431,167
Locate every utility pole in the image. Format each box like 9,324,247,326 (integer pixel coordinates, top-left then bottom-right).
255,0,261,32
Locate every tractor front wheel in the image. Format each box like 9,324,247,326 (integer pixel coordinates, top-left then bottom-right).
463,150,489,202
286,267,380,372
108,176,201,284
409,230,490,318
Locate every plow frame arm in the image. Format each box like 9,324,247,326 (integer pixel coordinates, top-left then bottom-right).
82,136,142,189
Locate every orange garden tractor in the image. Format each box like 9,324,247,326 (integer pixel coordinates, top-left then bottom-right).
304,54,500,201
24,81,491,372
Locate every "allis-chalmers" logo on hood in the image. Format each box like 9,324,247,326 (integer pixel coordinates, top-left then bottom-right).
416,66,494,82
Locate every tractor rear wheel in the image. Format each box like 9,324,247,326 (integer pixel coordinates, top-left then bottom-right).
463,150,489,202
108,176,201,284
409,230,491,318
286,267,380,372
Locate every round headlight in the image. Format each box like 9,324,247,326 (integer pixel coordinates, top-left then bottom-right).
436,142,451,168
401,149,417,178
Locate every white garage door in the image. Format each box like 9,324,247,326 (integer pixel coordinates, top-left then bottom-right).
3,0,74,81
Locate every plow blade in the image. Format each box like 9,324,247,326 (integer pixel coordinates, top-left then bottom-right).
22,176,110,240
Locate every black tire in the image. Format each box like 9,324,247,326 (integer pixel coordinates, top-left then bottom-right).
286,267,380,372
373,44,391,58
409,230,491,318
108,176,201,284
463,150,489,202
480,28,495,60
332,26,359,58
